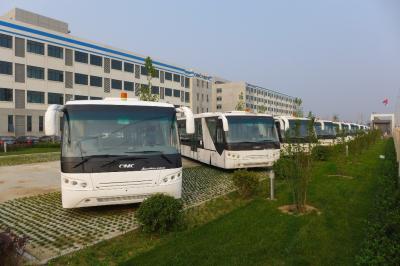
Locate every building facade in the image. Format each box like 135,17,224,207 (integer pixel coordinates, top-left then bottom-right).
190,72,212,114
212,81,298,116
0,8,200,136
0,8,299,137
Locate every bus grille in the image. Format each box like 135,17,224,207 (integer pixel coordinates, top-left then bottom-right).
96,179,153,189
97,194,151,203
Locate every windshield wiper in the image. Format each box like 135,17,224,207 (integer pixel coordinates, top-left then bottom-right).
125,151,173,164
101,155,148,168
72,154,120,168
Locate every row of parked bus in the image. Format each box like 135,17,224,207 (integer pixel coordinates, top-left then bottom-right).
44,95,368,208
178,112,368,169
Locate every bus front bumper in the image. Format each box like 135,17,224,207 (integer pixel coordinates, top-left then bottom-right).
224,149,280,169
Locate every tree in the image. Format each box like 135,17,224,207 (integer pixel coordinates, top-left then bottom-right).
293,97,304,117
273,117,315,214
258,105,267,113
332,114,339,122
138,57,159,102
235,92,245,111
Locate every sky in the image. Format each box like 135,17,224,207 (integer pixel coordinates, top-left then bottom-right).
1,0,399,123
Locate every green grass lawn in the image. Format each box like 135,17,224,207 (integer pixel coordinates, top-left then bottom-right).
0,145,60,156
0,144,60,166
0,151,60,166
50,140,387,266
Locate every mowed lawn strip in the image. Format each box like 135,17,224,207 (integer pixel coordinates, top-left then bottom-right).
121,141,385,266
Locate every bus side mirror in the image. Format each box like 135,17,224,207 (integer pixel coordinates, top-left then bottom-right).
176,107,195,134
218,116,229,132
45,104,64,136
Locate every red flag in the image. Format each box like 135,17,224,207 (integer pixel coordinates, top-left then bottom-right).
383,98,389,106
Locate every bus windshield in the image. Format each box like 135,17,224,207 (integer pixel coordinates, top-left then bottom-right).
287,119,313,139
315,122,336,137
62,105,179,158
225,116,278,144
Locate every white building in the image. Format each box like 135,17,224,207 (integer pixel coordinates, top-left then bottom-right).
0,8,211,136
212,80,299,116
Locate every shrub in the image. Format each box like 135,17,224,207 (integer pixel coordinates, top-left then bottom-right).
312,145,332,161
0,229,27,266
136,194,183,234
231,169,259,198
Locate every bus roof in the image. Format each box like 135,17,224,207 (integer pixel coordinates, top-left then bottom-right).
65,98,175,108
179,111,274,120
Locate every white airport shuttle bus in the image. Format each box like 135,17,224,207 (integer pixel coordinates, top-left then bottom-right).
177,111,280,169
275,116,317,153
45,95,194,208
314,120,337,145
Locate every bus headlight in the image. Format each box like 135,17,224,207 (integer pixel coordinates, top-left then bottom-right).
159,171,181,185
62,177,92,190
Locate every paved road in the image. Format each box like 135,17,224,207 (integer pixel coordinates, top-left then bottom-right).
0,157,201,203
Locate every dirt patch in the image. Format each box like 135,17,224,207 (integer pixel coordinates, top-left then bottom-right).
0,187,57,203
0,180,5,184
278,204,321,215
327,174,355,179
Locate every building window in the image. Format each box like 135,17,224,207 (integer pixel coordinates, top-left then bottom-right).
111,59,122,70
165,88,172,97
185,77,190,88
217,96,222,101
153,69,159,78
124,81,134,91
27,40,44,55
0,33,12,48
111,79,122,90
48,45,63,58
27,116,32,132
151,86,159,95
185,92,190,103
124,62,134,73
39,116,43,132
0,88,13,101
48,92,64,104
206,82,209,89
48,69,64,82
75,95,88,100
197,93,199,101
75,51,88,63
90,96,102,100
27,66,45,79
197,79,200,87
90,76,102,87
165,72,172,81
207,95,209,102
216,88,222,93
27,90,45,104
90,54,102,66
0,61,12,75
75,73,88,85
140,66,148,76
217,104,222,110
173,74,180,83
173,90,180,98
8,115,14,132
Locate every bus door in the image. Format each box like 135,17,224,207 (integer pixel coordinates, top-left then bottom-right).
190,118,203,159
211,119,226,167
